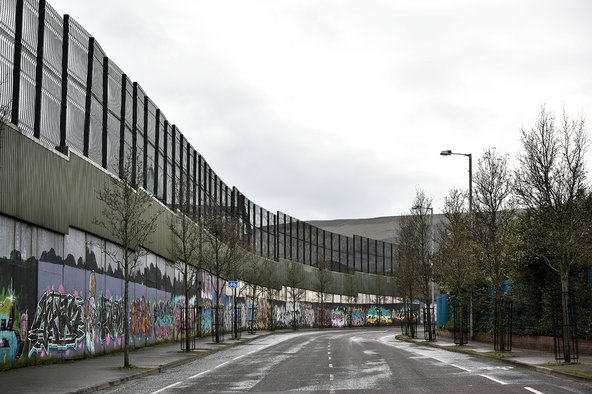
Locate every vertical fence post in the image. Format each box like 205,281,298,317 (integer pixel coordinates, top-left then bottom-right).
33,0,46,139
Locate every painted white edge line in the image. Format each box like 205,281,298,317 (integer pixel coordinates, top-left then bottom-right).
188,370,210,380
150,381,183,394
450,363,472,372
479,374,508,385
524,387,545,394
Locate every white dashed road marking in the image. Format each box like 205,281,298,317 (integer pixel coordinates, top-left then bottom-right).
479,374,508,385
524,387,544,394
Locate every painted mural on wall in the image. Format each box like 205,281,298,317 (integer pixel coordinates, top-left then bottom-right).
0,215,417,367
0,255,37,363
26,260,178,359
367,306,393,325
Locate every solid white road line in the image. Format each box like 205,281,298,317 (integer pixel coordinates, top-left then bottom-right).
189,370,209,379
479,374,508,385
524,387,545,394
450,363,472,372
150,381,183,394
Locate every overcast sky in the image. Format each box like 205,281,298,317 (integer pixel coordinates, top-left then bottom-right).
50,0,592,220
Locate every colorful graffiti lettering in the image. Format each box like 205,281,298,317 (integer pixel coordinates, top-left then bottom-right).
367,306,392,325
28,290,85,357
154,300,175,338
331,308,346,328
131,297,152,337
0,291,24,363
350,307,366,326
97,295,125,341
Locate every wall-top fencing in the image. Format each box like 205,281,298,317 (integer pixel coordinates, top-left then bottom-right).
0,0,398,275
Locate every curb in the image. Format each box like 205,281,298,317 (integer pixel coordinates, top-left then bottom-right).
71,332,274,394
395,335,592,383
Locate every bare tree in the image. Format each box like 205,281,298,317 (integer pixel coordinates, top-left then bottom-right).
396,214,420,337
409,190,434,340
241,254,267,334
472,148,516,348
168,173,202,350
514,106,590,362
261,260,280,330
374,275,386,326
200,205,248,343
345,268,358,327
314,258,333,328
286,261,306,329
94,155,161,367
434,188,477,338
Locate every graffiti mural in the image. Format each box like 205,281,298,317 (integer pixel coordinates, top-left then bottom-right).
97,295,125,343
1,215,418,366
154,300,175,339
131,297,153,337
28,290,85,357
367,306,392,325
23,259,176,360
0,290,25,363
331,308,347,328
0,253,38,363
350,307,366,326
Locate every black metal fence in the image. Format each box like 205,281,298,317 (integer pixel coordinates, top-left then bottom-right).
423,306,436,341
1,0,398,276
452,302,469,345
179,306,199,351
553,291,579,363
211,306,225,343
494,299,512,352
401,302,419,338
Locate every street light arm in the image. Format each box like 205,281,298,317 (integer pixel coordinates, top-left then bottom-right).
440,149,472,213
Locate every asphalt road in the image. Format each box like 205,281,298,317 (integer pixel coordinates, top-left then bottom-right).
99,329,592,393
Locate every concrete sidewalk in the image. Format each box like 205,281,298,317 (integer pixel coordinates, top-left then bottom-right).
398,334,592,383
0,331,273,394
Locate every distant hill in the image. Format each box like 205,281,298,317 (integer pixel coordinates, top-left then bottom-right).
309,214,445,244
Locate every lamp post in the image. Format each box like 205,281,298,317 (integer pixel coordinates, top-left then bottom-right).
440,150,472,213
440,149,473,341
412,205,435,340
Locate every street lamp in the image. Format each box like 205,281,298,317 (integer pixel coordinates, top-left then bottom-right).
440,149,473,341
440,150,472,213
412,205,435,340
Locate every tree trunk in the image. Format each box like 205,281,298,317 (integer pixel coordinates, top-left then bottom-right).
215,278,220,343
269,295,274,331
292,299,297,330
124,253,130,367
561,265,571,362
426,302,432,340
320,297,324,329
184,264,190,351
250,286,256,334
